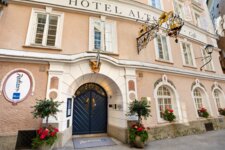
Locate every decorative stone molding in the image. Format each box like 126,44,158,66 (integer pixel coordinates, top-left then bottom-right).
154,75,176,89
1,49,224,81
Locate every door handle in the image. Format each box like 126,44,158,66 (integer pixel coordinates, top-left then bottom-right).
85,98,89,110
92,98,97,109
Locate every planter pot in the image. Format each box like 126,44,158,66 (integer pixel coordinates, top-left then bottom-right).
134,136,145,148
38,143,54,150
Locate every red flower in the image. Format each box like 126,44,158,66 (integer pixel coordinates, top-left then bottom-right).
50,131,56,137
37,128,43,135
137,127,143,132
54,128,59,133
169,109,173,113
41,128,49,136
40,134,46,140
200,108,207,112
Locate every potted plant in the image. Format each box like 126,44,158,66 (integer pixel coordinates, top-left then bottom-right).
127,99,151,148
31,98,62,150
162,109,176,122
218,108,225,116
198,107,209,118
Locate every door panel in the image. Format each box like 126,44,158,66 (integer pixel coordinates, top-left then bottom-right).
73,91,91,134
90,91,107,134
73,83,107,135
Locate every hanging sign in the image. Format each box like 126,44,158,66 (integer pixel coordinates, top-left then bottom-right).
2,70,33,104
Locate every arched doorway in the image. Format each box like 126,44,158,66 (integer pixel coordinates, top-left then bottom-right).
73,83,107,135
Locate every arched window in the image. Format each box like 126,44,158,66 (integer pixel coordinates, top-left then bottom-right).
214,89,222,109
193,88,203,109
157,86,173,118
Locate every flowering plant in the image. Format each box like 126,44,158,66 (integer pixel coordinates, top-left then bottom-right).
127,99,151,147
31,98,62,149
218,108,225,116
32,126,59,149
129,124,150,143
198,107,209,118
162,109,176,122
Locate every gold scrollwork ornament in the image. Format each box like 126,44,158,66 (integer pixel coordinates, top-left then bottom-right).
89,60,101,73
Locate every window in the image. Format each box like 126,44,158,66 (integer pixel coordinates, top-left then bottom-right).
155,35,171,61
214,89,222,109
181,42,195,66
194,12,202,27
26,8,64,48
157,86,173,118
193,89,203,110
202,49,214,71
149,0,162,9
89,17,117,53
173,0,184,18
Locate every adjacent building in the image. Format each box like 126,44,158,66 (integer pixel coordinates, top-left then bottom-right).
207,0,225,73
0,0,225,149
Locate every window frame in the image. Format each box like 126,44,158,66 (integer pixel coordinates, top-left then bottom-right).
193,88,203,110
148,0,164,10
173,0,185,19
191,85,212,118
212,88,225,116
157,86,173,119
193,10,202,27
154,34,173,63
25,8,64,49
154,78,182,124
89,17,118,54
180,40,197,67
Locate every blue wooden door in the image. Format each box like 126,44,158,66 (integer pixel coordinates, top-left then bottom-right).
73,83,107,135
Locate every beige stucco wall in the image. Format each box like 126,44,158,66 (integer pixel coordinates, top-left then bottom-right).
136,70,225,127
0,3,222,74
0,61,49,136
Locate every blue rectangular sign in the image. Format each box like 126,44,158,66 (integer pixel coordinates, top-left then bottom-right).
12,93,20,99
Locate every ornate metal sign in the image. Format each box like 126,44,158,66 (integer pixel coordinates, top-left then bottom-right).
137,11,184,54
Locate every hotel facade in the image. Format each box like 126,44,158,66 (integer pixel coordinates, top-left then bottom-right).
1,0,225,148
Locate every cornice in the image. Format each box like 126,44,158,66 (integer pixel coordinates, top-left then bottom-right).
0,48,225,81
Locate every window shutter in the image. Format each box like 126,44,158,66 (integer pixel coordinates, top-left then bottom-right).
157,36,163,59
162,36,169,60
155,0,161,9
187,44,193,65
89,18,95,51
182,43,189,65
55,14,64,48
31,12,38,44
183,1,192,21
111,21,118,53
105,22,113,52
